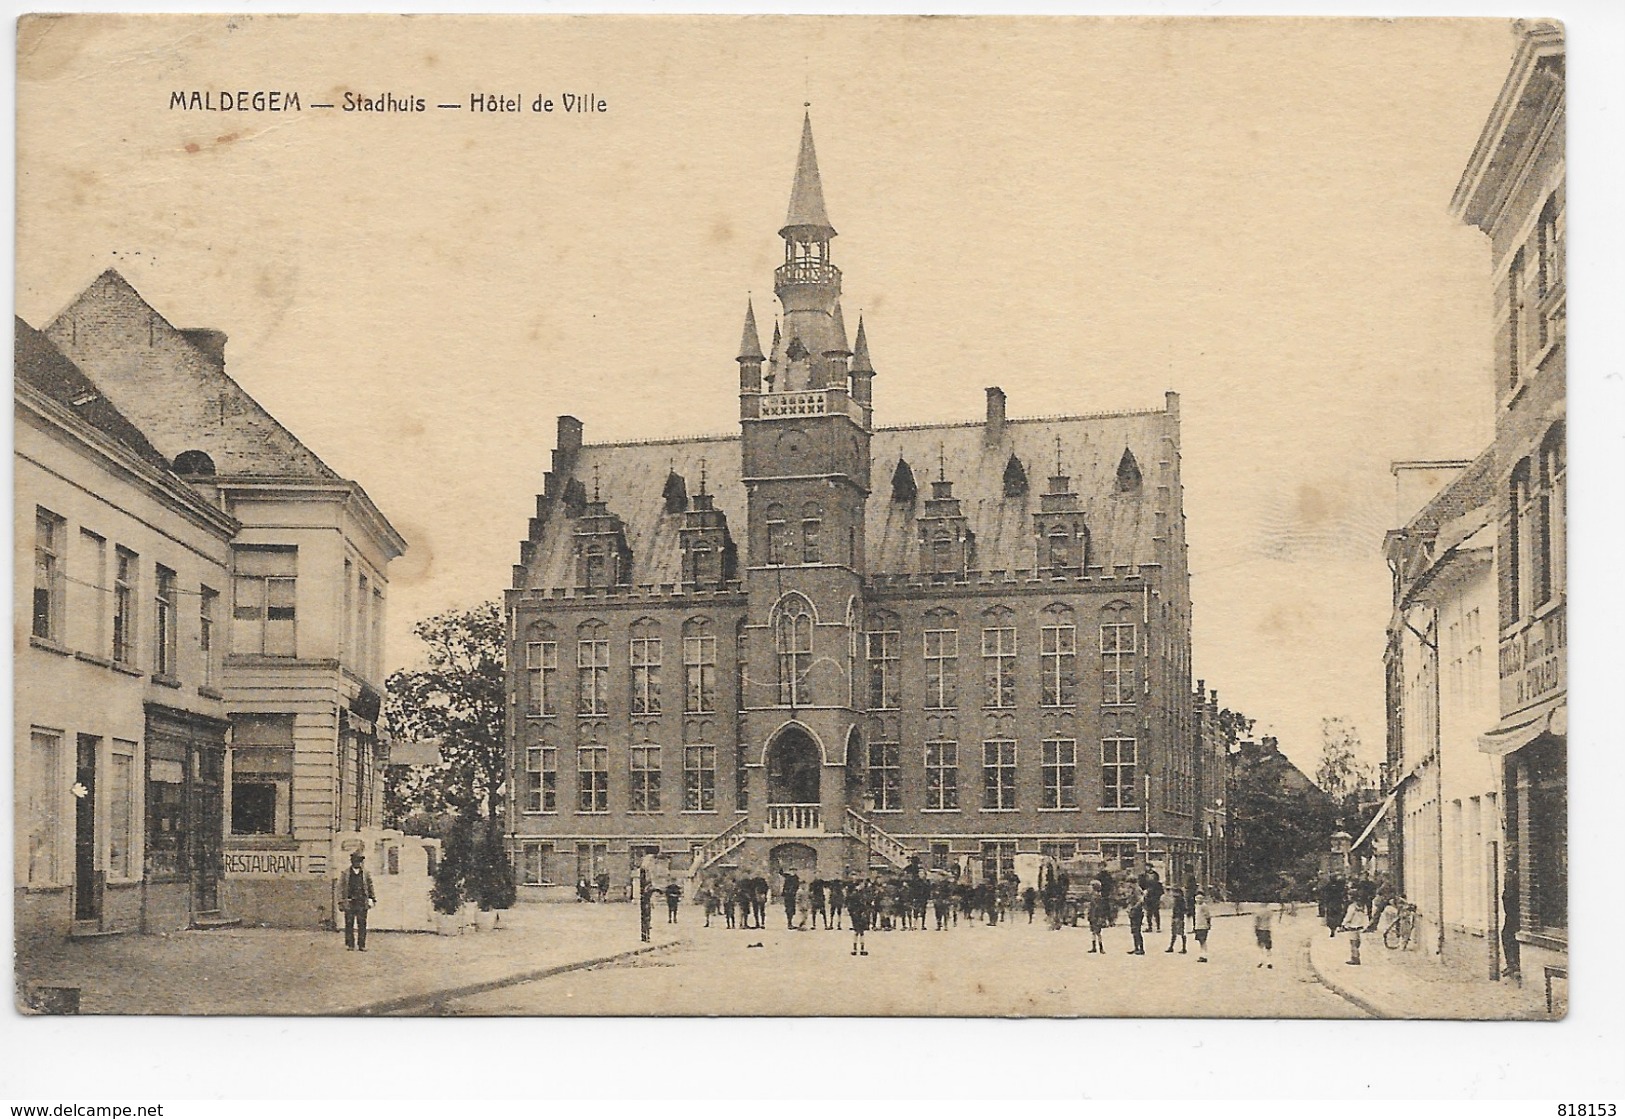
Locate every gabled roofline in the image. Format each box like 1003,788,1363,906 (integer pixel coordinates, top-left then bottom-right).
15,377,241,541
1450,20,1564,229
574,404,1172,452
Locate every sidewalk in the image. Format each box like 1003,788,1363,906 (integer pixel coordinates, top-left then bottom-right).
1301,912,1558,1020
14,903,684,1016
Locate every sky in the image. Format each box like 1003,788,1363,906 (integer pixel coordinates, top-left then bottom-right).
15,15,1520,775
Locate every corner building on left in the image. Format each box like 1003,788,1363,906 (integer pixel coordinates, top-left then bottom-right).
14,273,407,943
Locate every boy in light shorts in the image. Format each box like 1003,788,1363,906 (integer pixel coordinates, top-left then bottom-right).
1192,891,1213,962
1253,903,1275,969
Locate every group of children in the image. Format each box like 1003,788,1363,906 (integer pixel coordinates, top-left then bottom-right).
1082,883,1219,963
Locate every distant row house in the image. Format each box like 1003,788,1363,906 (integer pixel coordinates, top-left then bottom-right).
14,272,406,943
1377,21,1564,981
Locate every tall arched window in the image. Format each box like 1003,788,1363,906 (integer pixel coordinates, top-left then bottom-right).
682,617,717,715
1539,423,1565,606
931,527,955,574
845,598,859,709
1510,458,1534,618
629,618,662,716
775,594,815,706
576,620,609,716
801,503,823,565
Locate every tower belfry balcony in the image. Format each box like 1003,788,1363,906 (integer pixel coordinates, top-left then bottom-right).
775,258,841,292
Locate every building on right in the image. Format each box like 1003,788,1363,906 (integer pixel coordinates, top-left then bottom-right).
1450,21,1565,961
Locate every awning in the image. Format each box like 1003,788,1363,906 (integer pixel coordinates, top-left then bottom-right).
1351,789,1397,851
1477,695,1566,756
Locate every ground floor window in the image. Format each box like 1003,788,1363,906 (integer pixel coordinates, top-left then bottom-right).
145,753,187,879
520,841,558,886
1040,841,1078,861
230,714,295,836
1523,738,1567,934
930,841,951,871
25,729,62,886
1100,840,1138,872
576,842,608,884
107,741,137,879
981,840,1016,883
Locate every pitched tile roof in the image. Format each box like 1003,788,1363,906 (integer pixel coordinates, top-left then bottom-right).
517,406,1174,591
14,316,172,472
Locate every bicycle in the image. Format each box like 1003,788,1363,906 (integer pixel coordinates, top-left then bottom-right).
1383,899,1418,949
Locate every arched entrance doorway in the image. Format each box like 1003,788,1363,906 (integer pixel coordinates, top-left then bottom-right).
770,842,817,879
766,726,821,805
765,726,822,834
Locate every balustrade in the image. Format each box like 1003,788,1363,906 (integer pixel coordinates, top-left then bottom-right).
759,391,827,418
766,803,823,832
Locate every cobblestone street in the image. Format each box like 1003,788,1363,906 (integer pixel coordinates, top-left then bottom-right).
438,907,1363,1018
14,904,680,1016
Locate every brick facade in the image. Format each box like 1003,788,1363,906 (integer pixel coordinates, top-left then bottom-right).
506,117,1205,899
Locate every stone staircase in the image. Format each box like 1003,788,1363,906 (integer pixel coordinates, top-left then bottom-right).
685,816,751,877
842,808,917,869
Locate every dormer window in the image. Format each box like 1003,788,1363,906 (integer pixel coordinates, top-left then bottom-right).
1048,526,1074,571
584,544,609,589
692,541,716,586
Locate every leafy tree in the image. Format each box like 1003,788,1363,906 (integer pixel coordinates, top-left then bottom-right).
384,600,512,908
1228,735,1338,901
384,600,507,827
1315,716,1376,825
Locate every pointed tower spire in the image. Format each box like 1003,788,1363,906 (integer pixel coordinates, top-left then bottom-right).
829,302,851,355
737,299,765,362
781,112,836,239
851,316,873,373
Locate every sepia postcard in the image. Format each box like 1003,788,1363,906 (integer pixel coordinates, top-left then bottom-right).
13,13,1567,1023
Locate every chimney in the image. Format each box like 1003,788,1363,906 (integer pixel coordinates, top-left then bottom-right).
551,415,585,477
985,386,1007,443
557,415,583,456
180,328,228,366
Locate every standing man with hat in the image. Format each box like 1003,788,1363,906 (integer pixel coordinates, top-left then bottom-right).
342,851,376,951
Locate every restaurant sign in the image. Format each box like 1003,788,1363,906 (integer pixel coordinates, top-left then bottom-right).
224,851,310,877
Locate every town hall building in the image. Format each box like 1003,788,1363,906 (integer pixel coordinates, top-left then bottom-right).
506,117,1205,898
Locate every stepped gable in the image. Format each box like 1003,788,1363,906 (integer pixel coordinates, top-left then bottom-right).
520,433,744,592
42,270,341,480
14,316,172,472
518,405,1169,591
